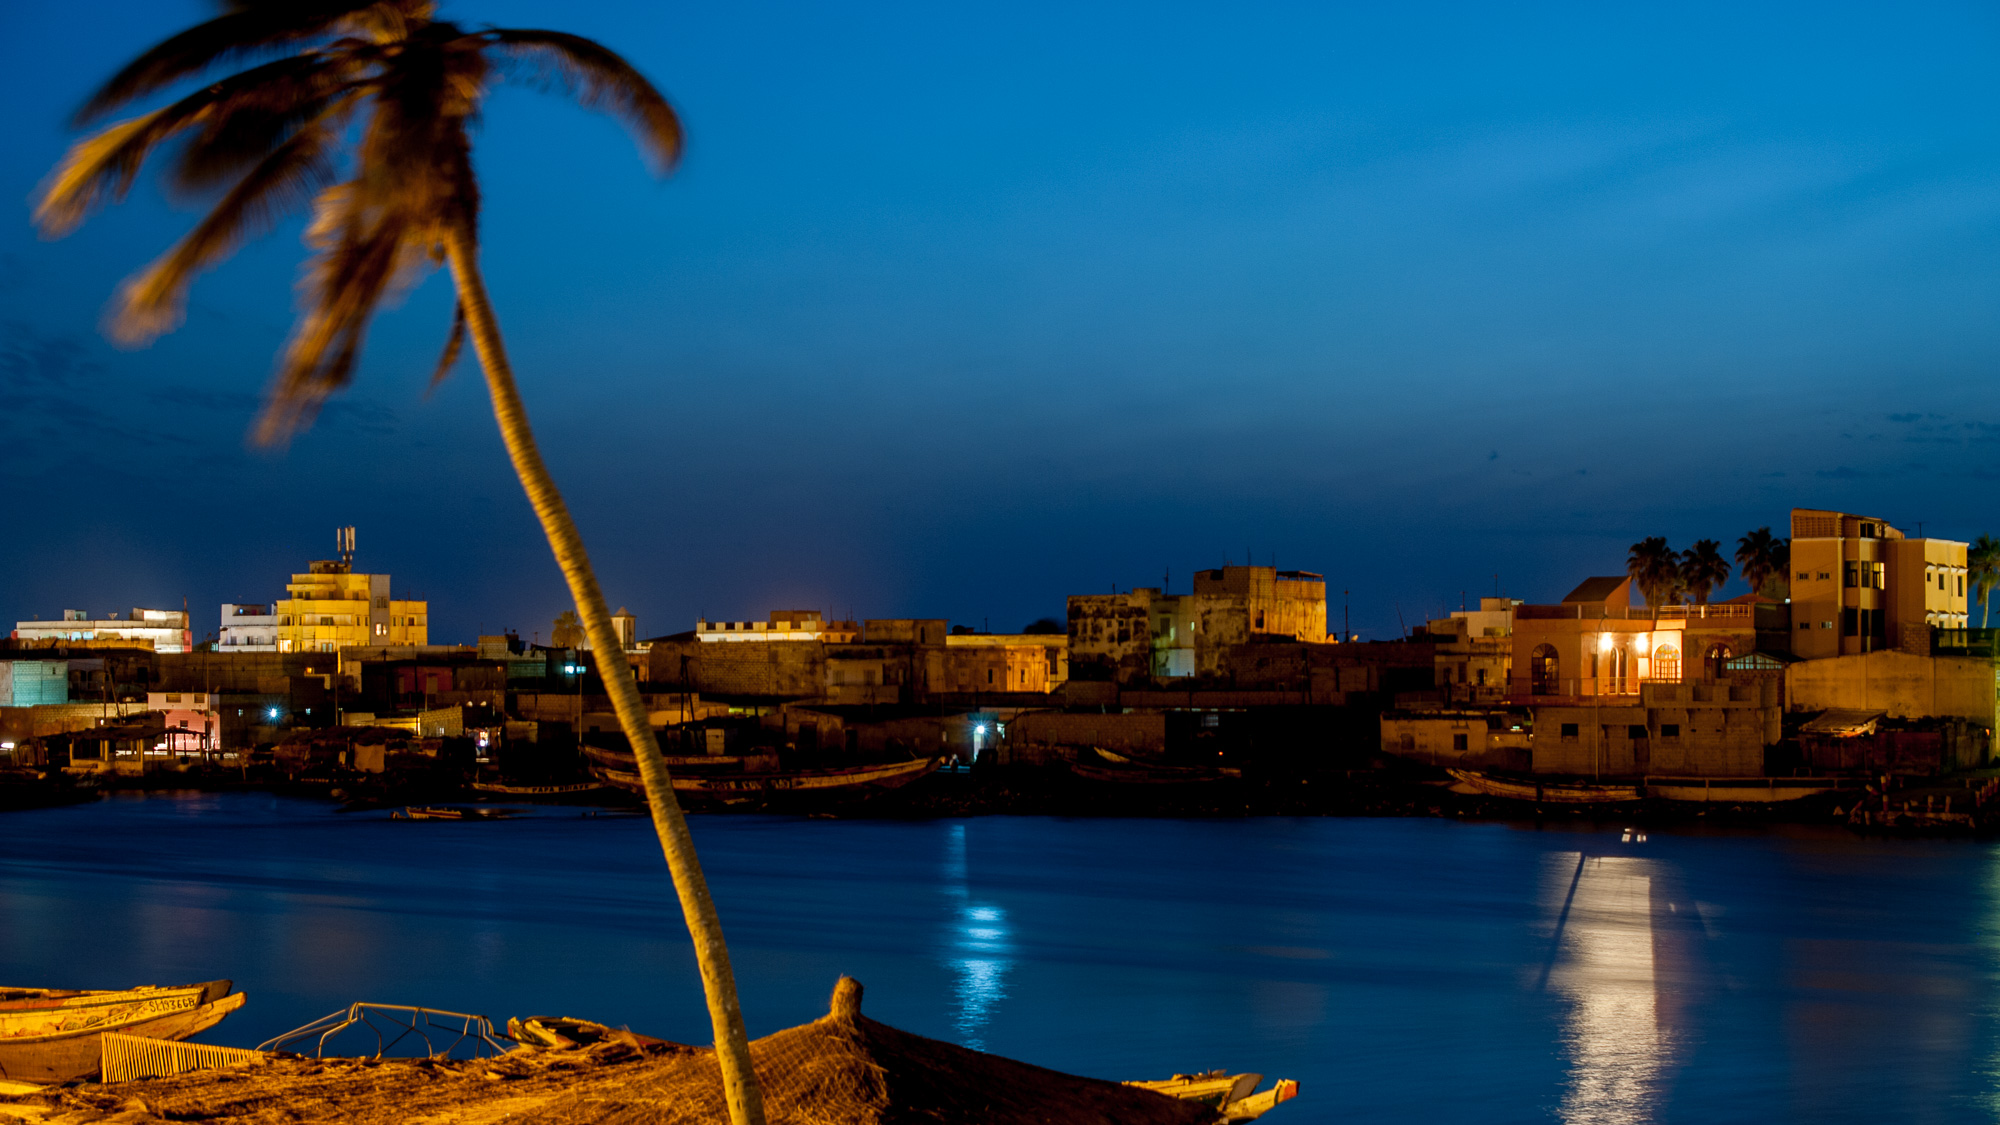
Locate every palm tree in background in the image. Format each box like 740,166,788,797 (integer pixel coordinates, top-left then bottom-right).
551,609,584,649
34,4,765,1121
1627,537,1684,607
1679,539,1730,605
1971,535,2000,628
1735,527,1789,600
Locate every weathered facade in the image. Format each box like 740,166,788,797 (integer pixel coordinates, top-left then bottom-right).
1067,565,1330,684
1529,678,1780,777
1380,709,1532,771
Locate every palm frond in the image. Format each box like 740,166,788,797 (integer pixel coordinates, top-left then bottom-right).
427,300,467,393
114,115,346,344
76,0,384,123
166,56,367,196
37,54,349,237
485,29,682,171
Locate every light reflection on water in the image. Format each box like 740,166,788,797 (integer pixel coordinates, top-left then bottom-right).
0,794,1992,1122
942,823,1010,1050
1543,853,1677,1125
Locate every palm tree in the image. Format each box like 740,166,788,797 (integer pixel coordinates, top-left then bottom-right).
36,5,764,1122
551,609,584,649
1735,527,1789,600
1627,537,1684,607
1970,535,2000,628
1679,539,1730,605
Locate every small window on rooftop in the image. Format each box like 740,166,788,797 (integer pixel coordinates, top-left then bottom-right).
1560,723,1579,739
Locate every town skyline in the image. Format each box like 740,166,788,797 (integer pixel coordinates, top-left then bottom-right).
5,0,1999,647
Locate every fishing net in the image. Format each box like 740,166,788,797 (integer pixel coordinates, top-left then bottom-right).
9,978,1219,1125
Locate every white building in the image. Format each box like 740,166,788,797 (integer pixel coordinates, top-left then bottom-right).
12,609,190,653
219,603,278,651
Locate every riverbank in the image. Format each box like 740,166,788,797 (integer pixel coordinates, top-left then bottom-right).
0,758,1891,832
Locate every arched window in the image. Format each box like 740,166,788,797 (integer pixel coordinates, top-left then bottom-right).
1705,642,1733,680
1652,643,1681,683
1530,644,1559,695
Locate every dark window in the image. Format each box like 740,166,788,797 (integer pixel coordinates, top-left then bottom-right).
1627,724,1647,739
1452,733,1468,752
1842,608,1858,636
1799,621,1810,630
1661,724,1680,738
1560,723,1579,739
1844,562,1858,588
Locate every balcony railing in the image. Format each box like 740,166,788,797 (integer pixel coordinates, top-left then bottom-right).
1514,603,1754,621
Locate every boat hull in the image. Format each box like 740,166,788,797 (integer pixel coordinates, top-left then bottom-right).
0,988,244,1083
590,756,940,807
1644,776,1855,803
1447,769,1642,804
1067,747,1242,785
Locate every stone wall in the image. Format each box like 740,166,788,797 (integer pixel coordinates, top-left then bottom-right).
646,638,826,698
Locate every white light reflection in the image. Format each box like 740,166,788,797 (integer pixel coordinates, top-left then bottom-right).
1542,851,1680,1125
943,823,1010,1050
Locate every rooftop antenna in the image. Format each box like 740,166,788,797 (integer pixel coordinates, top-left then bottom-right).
337,525,356,567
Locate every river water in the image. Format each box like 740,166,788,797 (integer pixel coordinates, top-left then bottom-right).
0,792,1994,1123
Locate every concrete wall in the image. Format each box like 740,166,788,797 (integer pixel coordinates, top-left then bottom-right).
999,710,1168,765
1787,650,1998,727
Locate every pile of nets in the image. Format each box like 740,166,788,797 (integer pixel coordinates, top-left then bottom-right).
1,978,1217,1125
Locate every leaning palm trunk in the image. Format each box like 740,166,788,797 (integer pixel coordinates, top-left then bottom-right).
444,227,765,1125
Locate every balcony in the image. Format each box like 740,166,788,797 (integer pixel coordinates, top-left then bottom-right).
1515,604,1754,621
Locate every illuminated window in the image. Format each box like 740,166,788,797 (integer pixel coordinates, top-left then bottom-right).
1652,644,1680,682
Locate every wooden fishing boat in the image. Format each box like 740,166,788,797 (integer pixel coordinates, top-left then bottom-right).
1643,776,1856,803
1065,746,1242,785
1446,769,1642,804
588,755,940,807
393,805,516,820
1127,1070,1300,1121
468,780,607,796
0,980,244,1083
581,744,771,772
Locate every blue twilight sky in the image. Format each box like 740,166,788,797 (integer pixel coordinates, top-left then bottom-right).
2,0,1999,643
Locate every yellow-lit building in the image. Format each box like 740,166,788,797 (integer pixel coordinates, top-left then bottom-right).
273,559,428,654
1789,508,1967,659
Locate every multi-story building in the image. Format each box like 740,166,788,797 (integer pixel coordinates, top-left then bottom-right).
1426,598,1520,702
1508,577,1762,701
1068,565,1328,683
269,559,427,655
12,609,191,653
219,603,278,650
1788,508,1967,658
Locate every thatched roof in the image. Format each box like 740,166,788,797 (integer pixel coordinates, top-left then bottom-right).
7,979,1217,1125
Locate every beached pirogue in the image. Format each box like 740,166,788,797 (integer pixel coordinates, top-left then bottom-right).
0,978,1298,1123
0,980,243,1083
583,743,941,808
